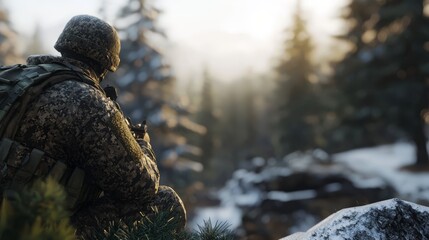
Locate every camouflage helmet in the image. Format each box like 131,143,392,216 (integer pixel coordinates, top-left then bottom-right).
54,15,120,72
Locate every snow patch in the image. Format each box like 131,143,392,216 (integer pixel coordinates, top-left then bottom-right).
189,205,242,231
324,183,342,192
334,143,429,201
266,190,317,202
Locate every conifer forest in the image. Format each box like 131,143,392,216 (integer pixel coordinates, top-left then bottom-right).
2,0,429,239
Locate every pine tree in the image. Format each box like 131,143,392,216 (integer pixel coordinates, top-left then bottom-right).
330,0,386,151
217,80,242,168
107,0,205,187
370,0,429,165
227,74,263,157
274,1,320,155
334,0,429,165
25,24,46,56
242,73,257,149
197,69,216,172
0,1,22,65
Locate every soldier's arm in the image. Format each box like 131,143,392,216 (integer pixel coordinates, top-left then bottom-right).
72,83,160,202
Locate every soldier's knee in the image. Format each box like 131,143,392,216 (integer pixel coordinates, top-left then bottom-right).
155,185,187,229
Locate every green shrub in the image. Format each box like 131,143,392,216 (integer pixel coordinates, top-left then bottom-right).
0,178,75,240
0,179,235,240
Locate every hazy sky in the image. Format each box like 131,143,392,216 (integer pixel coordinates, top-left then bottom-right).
5,0,347,82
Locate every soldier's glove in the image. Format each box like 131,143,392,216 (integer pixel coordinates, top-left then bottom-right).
131,121,149,142
143,131,151,142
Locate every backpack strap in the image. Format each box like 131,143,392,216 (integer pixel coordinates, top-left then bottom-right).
47,161,68,181
1,63,99,139
41,62,104,93
65,168,85,209
0,137,94,210
10,148,44,190
0,138,14,163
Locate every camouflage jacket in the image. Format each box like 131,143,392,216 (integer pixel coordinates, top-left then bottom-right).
11,55,160,203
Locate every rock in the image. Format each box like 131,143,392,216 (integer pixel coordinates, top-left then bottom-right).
281,198,429,240
225,155,396,239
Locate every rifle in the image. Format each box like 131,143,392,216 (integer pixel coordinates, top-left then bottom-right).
130,120,148,140
104,85,149,141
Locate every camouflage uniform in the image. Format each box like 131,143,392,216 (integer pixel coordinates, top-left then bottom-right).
8,54,186,238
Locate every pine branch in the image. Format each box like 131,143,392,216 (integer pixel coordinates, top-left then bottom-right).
0,178,75,240
192,219,235,240
0,179,236,240
94,206,191,240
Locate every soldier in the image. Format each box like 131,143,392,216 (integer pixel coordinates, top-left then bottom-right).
0,15,186,238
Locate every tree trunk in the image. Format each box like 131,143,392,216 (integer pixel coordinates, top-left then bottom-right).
414,122,429,166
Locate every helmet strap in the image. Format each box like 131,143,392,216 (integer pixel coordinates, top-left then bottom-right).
61,51,107,81
98,69,109,82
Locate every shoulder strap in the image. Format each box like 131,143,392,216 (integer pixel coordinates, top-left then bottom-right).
0,63,100,139
44,61,104,92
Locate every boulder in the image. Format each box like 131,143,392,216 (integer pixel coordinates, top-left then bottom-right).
227,156,396,239
281,198,429,240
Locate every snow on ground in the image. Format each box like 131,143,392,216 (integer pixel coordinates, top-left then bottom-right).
190,142,429,231
189,205,242,230
334,142,429,201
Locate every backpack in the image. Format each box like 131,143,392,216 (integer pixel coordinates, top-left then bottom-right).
0,62,99,209
0,63,95,138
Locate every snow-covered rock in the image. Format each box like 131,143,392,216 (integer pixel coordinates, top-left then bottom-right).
281,198,429,240
192,143,429,239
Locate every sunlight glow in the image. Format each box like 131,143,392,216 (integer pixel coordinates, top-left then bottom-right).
5,0,347,82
